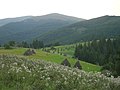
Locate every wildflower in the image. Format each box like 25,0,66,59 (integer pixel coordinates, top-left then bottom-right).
1,64,5,68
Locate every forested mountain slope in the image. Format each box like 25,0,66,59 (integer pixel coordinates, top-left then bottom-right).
0,13,84,44
37,15,120,44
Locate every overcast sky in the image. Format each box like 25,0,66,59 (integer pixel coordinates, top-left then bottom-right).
0,0,120,19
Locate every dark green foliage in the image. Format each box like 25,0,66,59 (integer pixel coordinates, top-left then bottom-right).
4,44,12,49
74,36,120,77
44,42,61,47
21,41,29,48
16,40,44,49
31,40,44,49
54,42,61,46
114,56,120,76
8,41,16,47
3,41,16,49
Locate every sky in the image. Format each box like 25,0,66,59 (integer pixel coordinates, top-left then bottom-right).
0,0,120,19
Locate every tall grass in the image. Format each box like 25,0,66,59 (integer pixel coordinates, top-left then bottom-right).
0,55,120,90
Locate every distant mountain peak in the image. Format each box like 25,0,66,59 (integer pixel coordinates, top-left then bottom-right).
32,13,85,22
38,13,68,18
45,13,62,15
44,13,81,18
0,13,85,44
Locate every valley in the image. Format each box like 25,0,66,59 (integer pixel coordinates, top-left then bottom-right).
0,13,120,90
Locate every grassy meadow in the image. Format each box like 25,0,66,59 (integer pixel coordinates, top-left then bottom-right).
0,47,101,72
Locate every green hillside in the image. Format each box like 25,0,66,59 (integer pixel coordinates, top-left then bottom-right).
0,48,101,72
0,55,119,90
38,15,120,44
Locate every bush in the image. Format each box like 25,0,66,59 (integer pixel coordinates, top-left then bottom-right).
4,44,12,49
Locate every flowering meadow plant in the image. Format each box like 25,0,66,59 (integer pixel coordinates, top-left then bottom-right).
0,55,120,90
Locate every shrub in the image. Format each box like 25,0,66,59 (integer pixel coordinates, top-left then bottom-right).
4,44,12,49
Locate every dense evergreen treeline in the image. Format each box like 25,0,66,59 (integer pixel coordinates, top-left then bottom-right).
74,36,120,77
3,40,44,49
3,40,61,49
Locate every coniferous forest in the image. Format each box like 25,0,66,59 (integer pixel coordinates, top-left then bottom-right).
74,36,120,77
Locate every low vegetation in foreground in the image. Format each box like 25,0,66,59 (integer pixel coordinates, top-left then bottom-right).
0,48,101,72
0,55,120,90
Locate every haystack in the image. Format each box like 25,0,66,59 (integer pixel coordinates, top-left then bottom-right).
61,59,71,67
23,49,36,56
74,61,82,70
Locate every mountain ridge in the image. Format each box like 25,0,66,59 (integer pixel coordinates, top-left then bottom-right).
37,15,120,44
0,13,85,44
0,16,33,27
